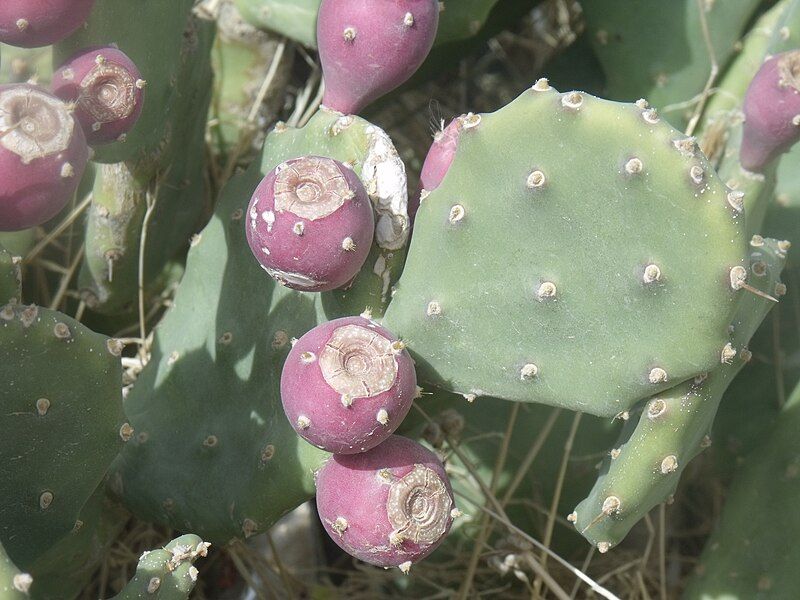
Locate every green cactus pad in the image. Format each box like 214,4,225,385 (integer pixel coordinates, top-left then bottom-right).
111,534,208,600
77,16,215,314
383,86,747,417
0,246,21,306
55,0,199,164
571,237,787,551
583,0,762,127
683,382,800,600
0,304,126,569
0,541,29,600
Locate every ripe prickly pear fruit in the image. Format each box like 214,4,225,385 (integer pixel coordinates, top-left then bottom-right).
0,0,95,48
410,115,464,219
317,0,440,115
281,316,417,453
316,435,455,570
0,84,89,231
741,50,800,172
52,46,146,146
246,155,374,291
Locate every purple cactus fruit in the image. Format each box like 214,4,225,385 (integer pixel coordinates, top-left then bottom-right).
0,84,89,232
316,435,456,570
281,316,417,453
52,46,146,145
0,0,95,48
741,50,800,172
317,0,440,115
410,115,464,220
246,156,374,291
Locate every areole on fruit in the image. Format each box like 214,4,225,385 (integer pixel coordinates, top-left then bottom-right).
0,86,73,163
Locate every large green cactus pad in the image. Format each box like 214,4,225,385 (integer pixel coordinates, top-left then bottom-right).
383,86,746,417
0,304,125,569
571,237,787,551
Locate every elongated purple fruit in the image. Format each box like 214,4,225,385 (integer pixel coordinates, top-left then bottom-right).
410,115,465,220
0,84,89,231
52,46,146,145
316,435,455,570
281,316,417,454
0,0,95,48
246,156,374,291
318,0,439,115
741,50,800,172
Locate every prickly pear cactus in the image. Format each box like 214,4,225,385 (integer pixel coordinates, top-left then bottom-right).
111,534,208,600
383,85,747,416
583,0,762,127
570,237,788,552
682,381,800,599
0,264,127,569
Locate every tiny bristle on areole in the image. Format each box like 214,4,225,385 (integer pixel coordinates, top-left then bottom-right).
520,363,539,380
536,281,557,300
647,398,667,420
343,27,357,42
532,78,551,92
648,367,668,384
526,170,546,188
448,204,465,223
660,455,679,474
602,495,621,515
727,190,745,212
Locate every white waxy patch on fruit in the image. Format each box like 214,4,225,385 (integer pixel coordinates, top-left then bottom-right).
292,221,305,236
264,266,323,289
341,394,353,408
80,60,138,123
261,210,275,231
320,325,397,399
561,91,583,109
342,237,356,251
660,455,679,474
300,351,316,364
647,398,667,420
648,367,667,384
526,170,546,188
403,12,414,26
643,264,661,284
624,158,643,174
448,204,465,223
362,125,410,250
61,162,75,178
343,27,357,42
15,19,29,31
399,561,412,574
387,464,452,546
602,496,621,515
296,415,311,429
274,157,352,221
0,86,74,163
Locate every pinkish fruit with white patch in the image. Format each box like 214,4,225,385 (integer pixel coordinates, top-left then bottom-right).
0,84,89,231
316,435,455,570
245,156,374,291
0,0,95,48
410,115,464,220
318,0,440,115
281,316,417,454
52,46,146,145
741,50,800,172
